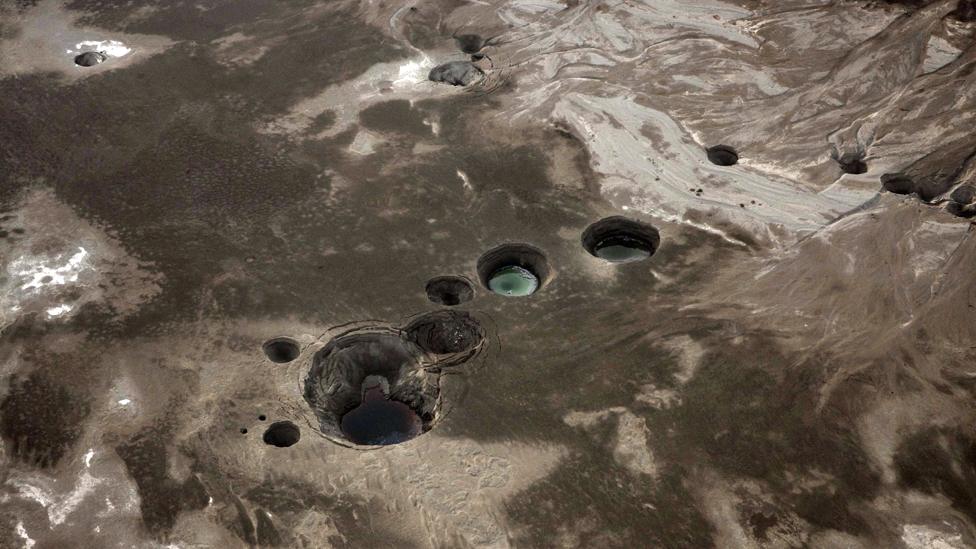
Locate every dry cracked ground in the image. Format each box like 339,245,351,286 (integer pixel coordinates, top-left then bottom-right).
2,0,976,547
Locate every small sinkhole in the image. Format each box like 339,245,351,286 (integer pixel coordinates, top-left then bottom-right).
706,145,739,166
263,337,300,363
881,173,915,195
425,276,474,306
262,421,300,448
837,152,868,175
74,51,107,67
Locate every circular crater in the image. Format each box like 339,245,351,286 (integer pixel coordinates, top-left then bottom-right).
263,337,300,363
706,145,739,166
404,310,486,358
881,173,915,195
263,421,300,447
837,152,868,175
581,216,661,263
303,330,440,446
74,51,107,67
477,243,550,297
425,276,474,306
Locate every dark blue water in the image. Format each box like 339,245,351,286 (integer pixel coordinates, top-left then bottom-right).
340,386,422,446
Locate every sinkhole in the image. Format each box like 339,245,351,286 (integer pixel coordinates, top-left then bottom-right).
425,276,474,306
454,33,487,54
881,173,915,195
428,61,484,86
581,216,661,263
477,243,550,297
837,152,868,175
263,337,300,363
74,51,107,67
706,145,739,166
263,421,300,448
303,319,486,447
404,310,486,358
303,330,439,446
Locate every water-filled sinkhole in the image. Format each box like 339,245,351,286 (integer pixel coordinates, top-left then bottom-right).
476,243,550,297
303,319,487,447
340,383,422,446
488,266,538,296
303,330,439,446
582,216,661,263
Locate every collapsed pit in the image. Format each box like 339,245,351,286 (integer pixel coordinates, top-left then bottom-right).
428,61,484,86
263,421,300,447
263,337,300,363
74,52,107,67
881,173,915,195
706,145,739,166
404,310,486,358
425,276,474,306
837,152,868,175
303,330,440,446
476,243,551,297
581,216,661,263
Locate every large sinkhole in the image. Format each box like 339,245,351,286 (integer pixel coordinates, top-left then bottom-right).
303,318,486,447
581,216,661,263
477,243,551,297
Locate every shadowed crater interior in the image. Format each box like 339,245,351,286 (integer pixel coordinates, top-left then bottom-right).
425,275,475,306
477,243,551,297
263,337,300,363
881,173,916,195
581,216,661,263
453,33,494,54
837,152,868,175
303,329,441,446
74,51,107,67
706,145,739,166
263,421,301,447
